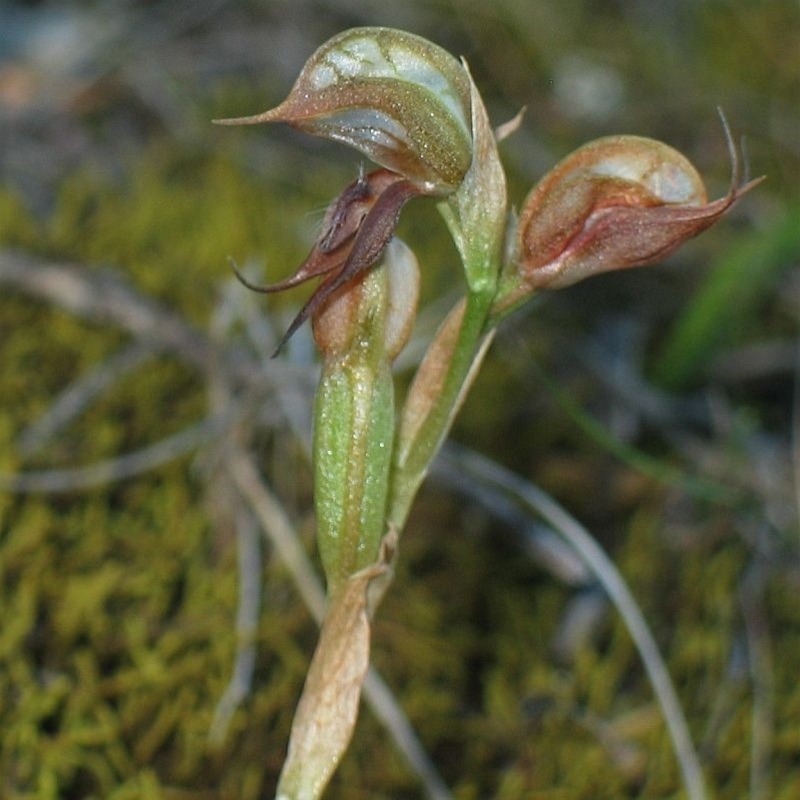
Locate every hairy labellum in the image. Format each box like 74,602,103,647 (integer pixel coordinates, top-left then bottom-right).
232,168,422,354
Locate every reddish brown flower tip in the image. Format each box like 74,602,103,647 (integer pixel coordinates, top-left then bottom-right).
232,168,423,355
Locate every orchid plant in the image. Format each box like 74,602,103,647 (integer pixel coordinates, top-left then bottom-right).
214,27,760,800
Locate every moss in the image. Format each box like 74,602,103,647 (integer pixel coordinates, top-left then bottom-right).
0,189,41,248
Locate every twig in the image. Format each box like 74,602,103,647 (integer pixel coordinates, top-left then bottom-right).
208,505,262,746
223,447,323,622
16,341,153,458
219,266,317,453
362,668,454,800
0,416,228,493
739,559,775,800
205,277,267,745
0,250,212,371
0,248,313,411
0,248,291,395
433,447,591,587
438,442,708,800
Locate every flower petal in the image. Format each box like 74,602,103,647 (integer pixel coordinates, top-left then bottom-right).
214,27,472,193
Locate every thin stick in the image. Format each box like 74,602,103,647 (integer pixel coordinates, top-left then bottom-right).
17,342,153,457
208,506,262,745
439,442,708,800
739,561,775,800
0,416,228,493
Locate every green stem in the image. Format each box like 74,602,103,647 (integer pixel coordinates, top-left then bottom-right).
387,288,495,529
383,63,509,531
314,358,394,589
312,265,400,593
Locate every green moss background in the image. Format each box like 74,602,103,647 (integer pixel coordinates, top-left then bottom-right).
1,1,798,798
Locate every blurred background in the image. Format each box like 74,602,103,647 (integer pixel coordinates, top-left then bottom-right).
1,1,798,799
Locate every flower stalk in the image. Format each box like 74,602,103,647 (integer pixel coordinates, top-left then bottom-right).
389,60,508,526
215,26,760,799
312,238,419,590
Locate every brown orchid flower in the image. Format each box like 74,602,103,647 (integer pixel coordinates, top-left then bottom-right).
214,27,477,354
491,114,764,318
